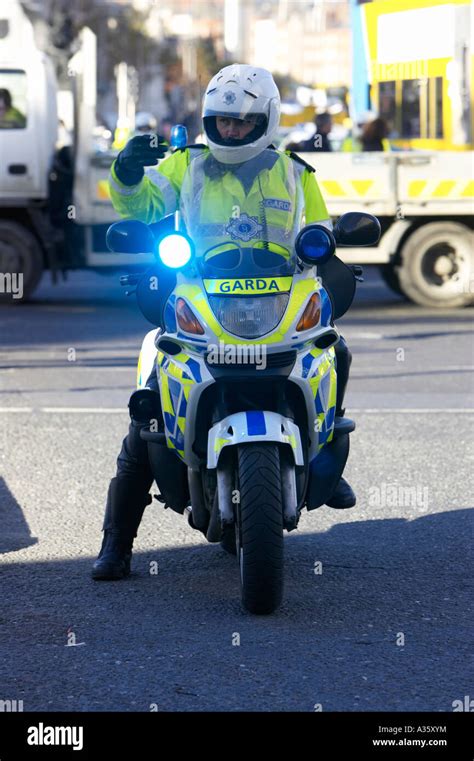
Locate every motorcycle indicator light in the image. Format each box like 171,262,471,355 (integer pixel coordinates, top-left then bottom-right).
176,297,205,335
295,224,335,266
296,292,321,331
158,233,193,269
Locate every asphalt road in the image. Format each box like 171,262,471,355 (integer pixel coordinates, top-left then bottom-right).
0,267,473,712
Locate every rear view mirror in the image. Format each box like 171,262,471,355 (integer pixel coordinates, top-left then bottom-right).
106,220,155,254
333,212,381,247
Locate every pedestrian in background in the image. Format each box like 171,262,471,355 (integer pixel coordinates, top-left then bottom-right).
287,111,333,153
361,116,390,152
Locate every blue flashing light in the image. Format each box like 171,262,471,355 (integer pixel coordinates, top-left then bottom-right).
296,225,335,265
158,234,192,269
170,125,188,149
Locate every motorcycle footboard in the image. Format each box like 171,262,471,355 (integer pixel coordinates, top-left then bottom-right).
306,434,350,510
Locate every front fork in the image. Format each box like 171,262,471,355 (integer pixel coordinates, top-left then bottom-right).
216,445,299,533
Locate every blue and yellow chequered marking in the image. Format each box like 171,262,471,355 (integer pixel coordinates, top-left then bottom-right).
301,346,337,449
158,348,200,460
164,293,177,333
319,287,332,327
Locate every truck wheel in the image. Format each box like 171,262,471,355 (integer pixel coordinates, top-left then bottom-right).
236,443,284,615
396,222,474,308
0,221,44,303
379,263,406,297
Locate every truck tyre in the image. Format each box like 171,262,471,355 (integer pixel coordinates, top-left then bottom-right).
0,221,44,303
396,222,474,308
379,262,406,298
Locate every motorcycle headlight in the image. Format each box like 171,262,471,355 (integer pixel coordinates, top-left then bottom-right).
208,294,289,339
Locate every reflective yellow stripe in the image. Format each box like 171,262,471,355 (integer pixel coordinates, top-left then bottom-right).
351,180,374,196
461,181,474,197
432,180,457,198
322,178,389,199
203,277,293,295
408,180,428,198
108,167,143,196
321,180,346,197
408,179,473,199
145,167,177,214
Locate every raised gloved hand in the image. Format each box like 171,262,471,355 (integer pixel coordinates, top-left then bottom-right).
114,134,169,186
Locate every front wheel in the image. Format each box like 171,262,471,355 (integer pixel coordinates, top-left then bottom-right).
235,443,284,615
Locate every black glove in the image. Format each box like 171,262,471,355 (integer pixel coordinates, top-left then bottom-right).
114,134,169,186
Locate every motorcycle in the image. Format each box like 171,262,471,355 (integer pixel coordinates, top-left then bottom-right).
106,141,380,615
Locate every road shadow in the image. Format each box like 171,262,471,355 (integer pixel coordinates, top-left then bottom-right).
0,506,472,711
0,477,38,553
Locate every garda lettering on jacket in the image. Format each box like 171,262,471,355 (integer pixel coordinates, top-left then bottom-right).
263,198,292,211
204,277,292,295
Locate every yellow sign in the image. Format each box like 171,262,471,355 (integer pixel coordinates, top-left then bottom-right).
203,277,293,295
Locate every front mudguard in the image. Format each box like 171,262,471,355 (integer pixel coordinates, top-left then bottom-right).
207,411,304,469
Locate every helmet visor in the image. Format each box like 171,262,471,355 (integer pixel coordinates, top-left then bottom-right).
203,113,268,147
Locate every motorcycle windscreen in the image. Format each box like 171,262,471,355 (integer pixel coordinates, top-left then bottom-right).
178,147,304,275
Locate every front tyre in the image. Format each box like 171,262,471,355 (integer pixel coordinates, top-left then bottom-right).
236,443,284,615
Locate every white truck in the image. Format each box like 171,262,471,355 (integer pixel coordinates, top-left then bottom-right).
0,0,150,303
302,150,474,308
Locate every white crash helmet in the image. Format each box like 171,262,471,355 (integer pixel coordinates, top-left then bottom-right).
202,64,281,164
135,111,158,132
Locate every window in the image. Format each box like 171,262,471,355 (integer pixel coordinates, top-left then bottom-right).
401,79,421,138
378,81,396,134
434,77,443,139
0,70,27,129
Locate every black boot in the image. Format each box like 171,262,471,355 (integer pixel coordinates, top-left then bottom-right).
326,476,356,509
92,476,152,580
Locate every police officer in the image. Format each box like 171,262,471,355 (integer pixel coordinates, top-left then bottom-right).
92,64,355,581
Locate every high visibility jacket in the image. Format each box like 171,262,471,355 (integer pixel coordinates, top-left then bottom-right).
108,144,331,258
